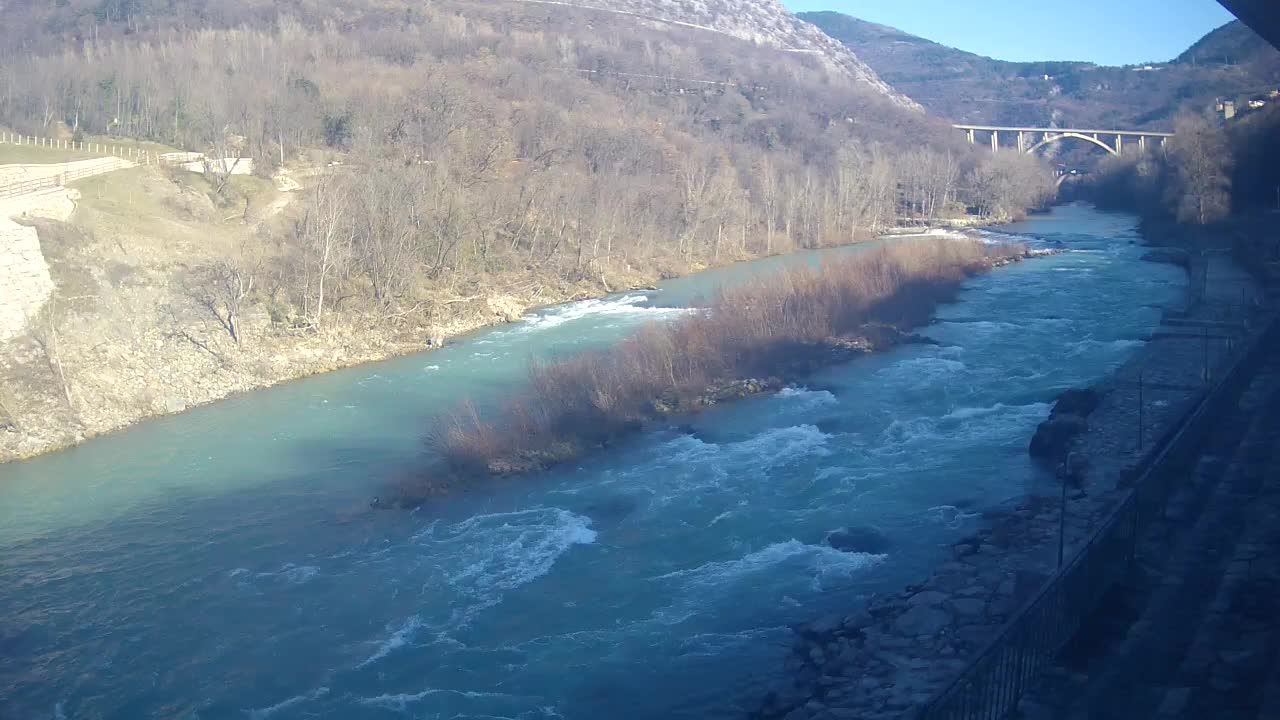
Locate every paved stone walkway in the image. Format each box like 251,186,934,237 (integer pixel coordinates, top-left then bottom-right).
1016,329,1280,720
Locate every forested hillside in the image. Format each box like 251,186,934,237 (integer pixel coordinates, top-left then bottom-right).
0,0,1056,277
804,12,1280,130
0,0,1055,459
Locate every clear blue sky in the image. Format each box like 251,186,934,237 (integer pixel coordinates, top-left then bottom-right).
782,0,1238,65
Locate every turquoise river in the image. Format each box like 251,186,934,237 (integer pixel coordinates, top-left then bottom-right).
0,204,1186,720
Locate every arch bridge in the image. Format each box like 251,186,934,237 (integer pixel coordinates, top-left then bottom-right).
954,125,1175,156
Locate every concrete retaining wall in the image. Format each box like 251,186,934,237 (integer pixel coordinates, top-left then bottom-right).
0,217,54,342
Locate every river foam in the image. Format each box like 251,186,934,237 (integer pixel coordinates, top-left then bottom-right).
246,687,330,720
657,540,884,592
358,687,524,712
359,615,424,668
349,508,602,668
775,387,839,412
515,294,691,334
434,508,598,596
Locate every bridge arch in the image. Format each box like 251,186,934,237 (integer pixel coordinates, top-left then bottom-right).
1026,132,1119,157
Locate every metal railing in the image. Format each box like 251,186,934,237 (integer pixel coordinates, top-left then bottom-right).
916,310,1279,720
0,159,132,200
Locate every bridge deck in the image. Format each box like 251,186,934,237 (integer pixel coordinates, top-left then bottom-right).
953,124,1175,137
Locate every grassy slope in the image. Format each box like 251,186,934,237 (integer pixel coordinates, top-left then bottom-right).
70,168,277,253
0,145,99,165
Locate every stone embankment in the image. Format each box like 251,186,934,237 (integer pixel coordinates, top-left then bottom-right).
0,157,121,342
755,244,1269,720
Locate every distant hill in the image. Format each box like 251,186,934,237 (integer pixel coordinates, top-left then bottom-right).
801,12,1280,130
1175,19,1274,67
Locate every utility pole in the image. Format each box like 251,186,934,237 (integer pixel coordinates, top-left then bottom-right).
1137,371,1144,451
1058,453,1071,569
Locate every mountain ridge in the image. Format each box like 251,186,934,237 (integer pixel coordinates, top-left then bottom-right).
801,11,1280,129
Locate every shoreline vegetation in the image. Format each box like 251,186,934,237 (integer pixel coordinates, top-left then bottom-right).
392,237,1035,506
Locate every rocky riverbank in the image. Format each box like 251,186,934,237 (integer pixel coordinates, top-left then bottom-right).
753,222,1272,720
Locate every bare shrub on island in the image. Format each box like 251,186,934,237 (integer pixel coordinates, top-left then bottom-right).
420,237,1025,492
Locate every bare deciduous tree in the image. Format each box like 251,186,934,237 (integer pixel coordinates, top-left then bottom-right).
293,173,353,330
30,301,74,412
191,259,254,345
1167,112,1233,225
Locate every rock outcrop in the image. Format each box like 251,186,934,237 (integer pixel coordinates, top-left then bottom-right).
527,0,919,109
485,295,525,323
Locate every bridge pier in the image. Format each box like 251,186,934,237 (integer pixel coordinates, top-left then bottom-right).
991,130,999,153
1139,136,1147,153
967,129,975,144
1017,131,1026,153
1116,134,1123,155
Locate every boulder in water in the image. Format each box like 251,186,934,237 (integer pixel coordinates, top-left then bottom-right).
1051,387,1102,419
584,495,640,524
1029,413,1088,465
1029,386,1102,466
814,418,850,435
825,526,891,555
